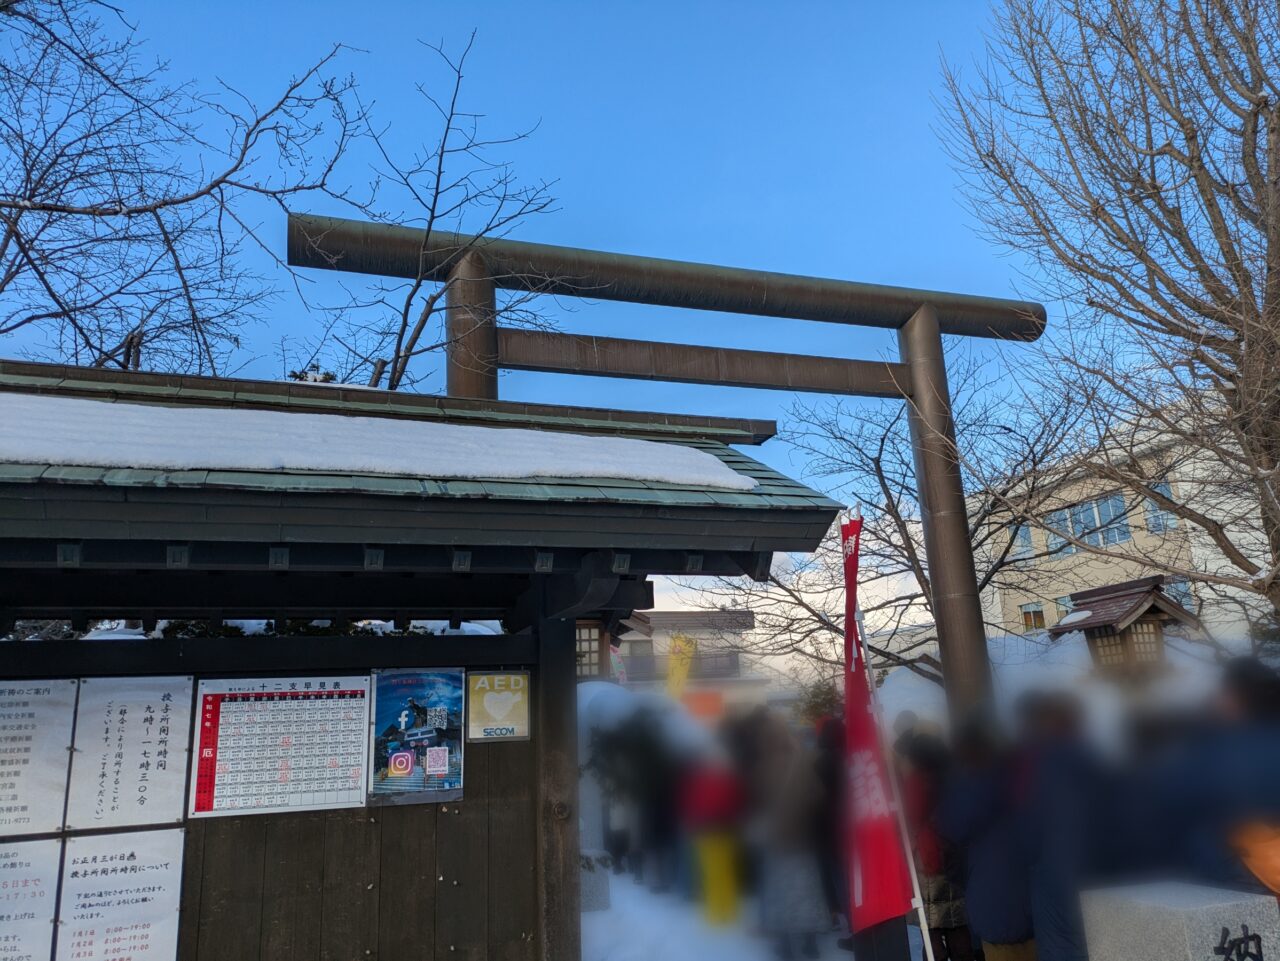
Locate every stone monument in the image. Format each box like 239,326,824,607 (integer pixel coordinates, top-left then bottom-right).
1082,881,1280,961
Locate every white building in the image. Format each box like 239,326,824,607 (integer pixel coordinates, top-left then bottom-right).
604,610,791,721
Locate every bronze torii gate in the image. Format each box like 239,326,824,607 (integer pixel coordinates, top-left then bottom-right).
288,213,1047,712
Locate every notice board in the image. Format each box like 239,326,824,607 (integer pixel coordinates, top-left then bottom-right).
189,676,370,817
57,828,184,961
0,679,77,836
66,676,193,830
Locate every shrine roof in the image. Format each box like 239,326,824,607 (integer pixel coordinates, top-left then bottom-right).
0,360,839,558
1048,576,1201,635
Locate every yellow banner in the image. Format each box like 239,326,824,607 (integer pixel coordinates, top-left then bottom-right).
667,632,697,698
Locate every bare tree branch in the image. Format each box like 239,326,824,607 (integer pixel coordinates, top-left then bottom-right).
0,0,367,371
942,0,1280,633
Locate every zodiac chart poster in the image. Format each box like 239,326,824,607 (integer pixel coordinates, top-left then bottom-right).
368,669,465,805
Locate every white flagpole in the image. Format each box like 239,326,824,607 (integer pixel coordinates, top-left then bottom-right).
849,511,936,961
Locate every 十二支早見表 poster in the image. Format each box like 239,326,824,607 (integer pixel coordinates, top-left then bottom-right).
368,669,464,804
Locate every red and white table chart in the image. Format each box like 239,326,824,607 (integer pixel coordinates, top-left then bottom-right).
188,677,370,818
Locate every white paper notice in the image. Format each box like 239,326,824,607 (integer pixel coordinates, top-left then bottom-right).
57,829,183,961
66,677,193,831
0,679,77,835
189,676,370,817
0,837,60,961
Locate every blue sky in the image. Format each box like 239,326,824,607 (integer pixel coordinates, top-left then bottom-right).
124,2,1038,478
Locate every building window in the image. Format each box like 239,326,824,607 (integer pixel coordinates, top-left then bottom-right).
1092,626,1127,667
1073,494,1131,547
1048,494,1133,553
1130,620,1162,662
1020,602,1046,631
1009,522,1033,560
1165,578,1194,609
1145,481,1178,534
622,638,654,658
1055,595,1074,619
1046,509,1075,555
575,622,604,677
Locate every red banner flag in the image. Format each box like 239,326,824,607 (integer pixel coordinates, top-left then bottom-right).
841,518,916,933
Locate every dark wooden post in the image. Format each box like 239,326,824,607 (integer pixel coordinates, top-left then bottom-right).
535,612,580,960
898,303,992,714
446,250,499,399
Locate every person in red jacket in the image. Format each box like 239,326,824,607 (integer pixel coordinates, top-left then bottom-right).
679,749,746,925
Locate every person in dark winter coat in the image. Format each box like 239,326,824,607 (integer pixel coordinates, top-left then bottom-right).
1014,691,1104,961
1144,658,1280,892
937,716,1035,961
813,715,847,925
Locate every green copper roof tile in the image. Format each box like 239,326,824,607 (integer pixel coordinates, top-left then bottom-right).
42,465,110,484
0,463,47,482
2,456,839,509
436,480,489,497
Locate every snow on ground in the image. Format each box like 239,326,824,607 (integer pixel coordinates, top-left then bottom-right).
357,619,503,636
583,877,922,961
582,880,775,961
80,622,150,640
0,393,757,491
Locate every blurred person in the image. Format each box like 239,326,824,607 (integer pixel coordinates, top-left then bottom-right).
1014,690,1105,961
937,712,1035,961
893,709,921,756
679,748,746,924
615,708,681,891
814,715,848,927
1152,657,1280,892
604,793,637,877
755,713,830,960
725,706,772,904
899,723,973,961
639,762,680,892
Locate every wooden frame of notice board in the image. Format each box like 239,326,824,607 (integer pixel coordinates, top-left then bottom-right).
0,631,549,961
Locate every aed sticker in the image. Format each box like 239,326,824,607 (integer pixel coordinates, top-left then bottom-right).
466,671,531,742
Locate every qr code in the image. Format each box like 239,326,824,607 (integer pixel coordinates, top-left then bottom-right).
425,747,449,774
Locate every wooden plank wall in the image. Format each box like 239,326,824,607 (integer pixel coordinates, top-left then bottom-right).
177,737,538,961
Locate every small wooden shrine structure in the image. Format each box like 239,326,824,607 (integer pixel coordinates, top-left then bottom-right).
1049,576,1202,676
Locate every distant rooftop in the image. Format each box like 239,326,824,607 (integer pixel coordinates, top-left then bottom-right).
620,610,755,637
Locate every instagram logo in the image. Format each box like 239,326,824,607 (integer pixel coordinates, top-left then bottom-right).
387,750,414,777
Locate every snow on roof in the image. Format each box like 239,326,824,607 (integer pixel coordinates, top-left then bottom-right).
0,392,757,491
1056,608,1092,627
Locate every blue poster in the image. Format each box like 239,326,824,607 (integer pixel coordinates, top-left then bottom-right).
368,669,465,804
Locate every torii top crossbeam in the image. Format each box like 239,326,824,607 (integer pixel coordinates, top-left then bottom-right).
288,213,1045,341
